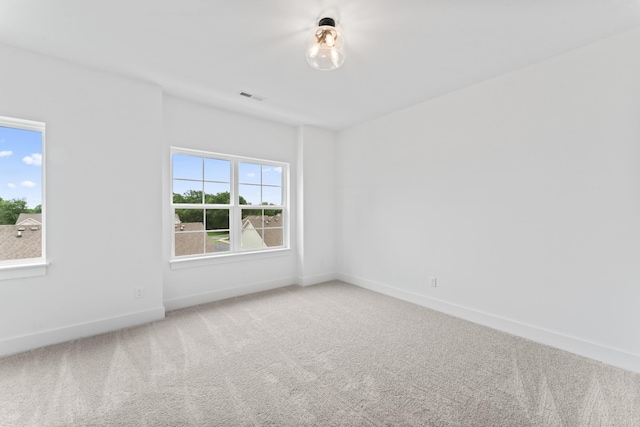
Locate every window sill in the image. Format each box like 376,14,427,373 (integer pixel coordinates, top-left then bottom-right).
170,248,291,270
0,261,49,280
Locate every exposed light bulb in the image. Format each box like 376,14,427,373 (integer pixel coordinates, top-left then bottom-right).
305,17,346,70
330,49,339,67
325,32,335,47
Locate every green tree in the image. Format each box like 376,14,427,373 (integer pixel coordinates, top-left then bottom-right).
173,191,250,229
173,190,203,204
174,190,204,224
262,202,279,217
0,197,29,225
204,192,224,204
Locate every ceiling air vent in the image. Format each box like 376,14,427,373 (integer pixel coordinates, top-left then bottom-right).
238,91,264,101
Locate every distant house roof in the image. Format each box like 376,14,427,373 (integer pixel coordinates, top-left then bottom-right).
174,221,215,256
0,225,42,261
174,214,181,224
16,213,42,226
241,214,283,248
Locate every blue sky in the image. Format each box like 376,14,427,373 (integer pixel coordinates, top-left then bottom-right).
0,126,43,209
173,154,282,205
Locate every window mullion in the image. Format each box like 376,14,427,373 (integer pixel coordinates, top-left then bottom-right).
201,157,205,204
231,160,240,252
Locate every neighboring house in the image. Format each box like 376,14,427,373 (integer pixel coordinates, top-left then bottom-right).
0,214,42,261
174,213,281,255
15,213,42,227
241,214,283,249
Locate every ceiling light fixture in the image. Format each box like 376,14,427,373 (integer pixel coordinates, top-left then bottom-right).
306,17,346,71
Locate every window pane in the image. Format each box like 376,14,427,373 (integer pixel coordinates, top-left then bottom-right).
263,227,283,248
204,183,230,203
0,126,42,219
175,232,205,256
264,209,283,221
241,207,262,220
262,165,282,186
239,162,261,184
263,209,283,247
0,224,42,261
172,154,202,180
204,158,230,183
241,209,262,222
207,238,230,254
174,209,205,256
239,184,261,205
0,123,43,262
174,209,204,229
206,209,230,254
173,180,203,203
241,210,263,250
241,232,265,249
240,209,283,250
264,209,284,248
262,186,282,205
205,209,229,230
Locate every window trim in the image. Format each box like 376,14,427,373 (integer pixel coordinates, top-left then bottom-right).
0,115,47,280
169,147,289,263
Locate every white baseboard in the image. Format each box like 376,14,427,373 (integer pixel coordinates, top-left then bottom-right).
1,306,165,358
337,272,640,374
296,272,338,287
164,277,297,311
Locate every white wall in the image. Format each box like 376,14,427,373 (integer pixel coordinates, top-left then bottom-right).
162,96,299,310
0,43,165,355
296,126,337,286
336,28,640,372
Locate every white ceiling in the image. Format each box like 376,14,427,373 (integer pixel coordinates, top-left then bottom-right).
1,1,640,130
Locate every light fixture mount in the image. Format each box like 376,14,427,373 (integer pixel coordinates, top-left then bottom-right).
318,17,335,27
306,16,346,71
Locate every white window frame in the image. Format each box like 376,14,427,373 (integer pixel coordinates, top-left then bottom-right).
0,115,47,280
169,147,289,266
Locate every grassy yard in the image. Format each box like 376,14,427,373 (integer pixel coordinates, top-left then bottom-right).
207,231,229,240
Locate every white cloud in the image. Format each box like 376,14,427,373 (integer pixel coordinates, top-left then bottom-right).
0,150,13,157
7,183,16,188
20,181,36,188
247,173,256,178
22,153,42,166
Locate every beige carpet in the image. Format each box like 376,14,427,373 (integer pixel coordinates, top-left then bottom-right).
1,281,639,426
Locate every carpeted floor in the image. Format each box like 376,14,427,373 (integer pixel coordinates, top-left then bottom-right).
1,281,639,426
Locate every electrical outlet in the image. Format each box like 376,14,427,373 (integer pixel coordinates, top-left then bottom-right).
134,287,144,299
429,277,437,287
